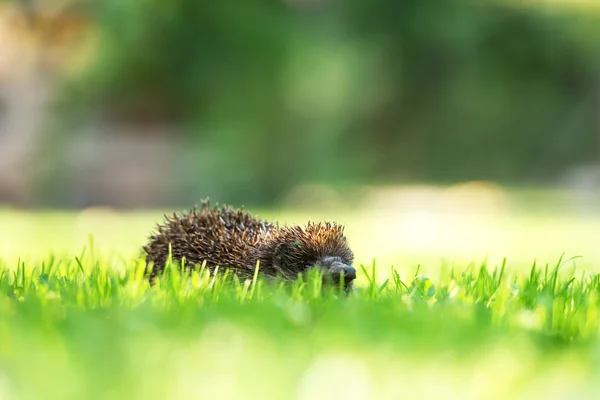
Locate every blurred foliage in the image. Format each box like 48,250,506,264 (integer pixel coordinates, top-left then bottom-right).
346,1,600,183
48,0,600,205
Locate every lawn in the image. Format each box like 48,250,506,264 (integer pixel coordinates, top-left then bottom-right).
1,191,600,399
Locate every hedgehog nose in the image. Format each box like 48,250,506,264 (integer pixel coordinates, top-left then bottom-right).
344,266,357,281
330,264,356,282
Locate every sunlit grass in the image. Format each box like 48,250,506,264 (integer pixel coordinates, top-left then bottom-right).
0,245,599,399
2,198,600,278
2,191,600,398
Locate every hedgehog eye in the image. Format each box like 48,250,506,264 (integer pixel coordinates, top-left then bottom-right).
292,241,302,249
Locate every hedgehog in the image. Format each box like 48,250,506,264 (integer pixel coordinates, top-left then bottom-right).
143,200,356,290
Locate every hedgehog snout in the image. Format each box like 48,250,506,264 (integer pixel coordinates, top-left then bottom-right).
317,256,356,284
329,263,357,283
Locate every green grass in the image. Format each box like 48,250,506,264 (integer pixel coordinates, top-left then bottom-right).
1,242,600,400
2,202,600,399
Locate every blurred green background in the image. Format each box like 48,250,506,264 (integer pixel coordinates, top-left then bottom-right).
1,0,600,209
0,0,599,271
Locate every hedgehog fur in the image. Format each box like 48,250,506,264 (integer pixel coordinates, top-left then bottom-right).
143,200,356,289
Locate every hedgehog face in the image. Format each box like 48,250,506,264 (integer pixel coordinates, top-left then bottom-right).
313,255,357,291
272,242,356,290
